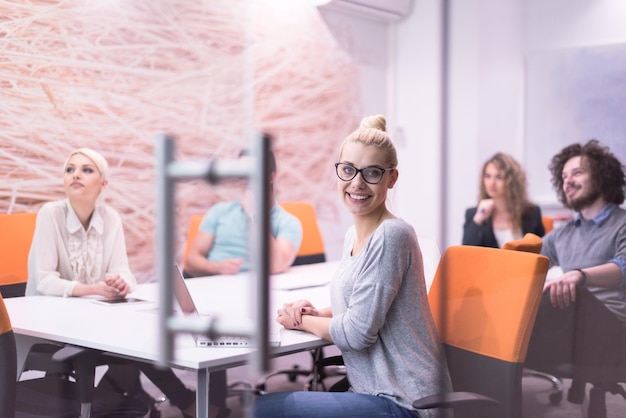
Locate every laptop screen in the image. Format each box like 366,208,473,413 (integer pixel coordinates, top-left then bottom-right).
172,264,198,315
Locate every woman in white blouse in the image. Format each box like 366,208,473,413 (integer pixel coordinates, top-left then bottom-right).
26,148,135,298
26,148,197,418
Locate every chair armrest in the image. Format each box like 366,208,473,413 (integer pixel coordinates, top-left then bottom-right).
315,355,344,367
51,345,90,362
412,391,501,410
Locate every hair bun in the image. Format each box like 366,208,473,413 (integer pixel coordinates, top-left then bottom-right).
359,115,386,132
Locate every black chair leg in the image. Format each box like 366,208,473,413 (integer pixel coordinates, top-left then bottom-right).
587,383,626,418
568,377,586,404
588,386,607,418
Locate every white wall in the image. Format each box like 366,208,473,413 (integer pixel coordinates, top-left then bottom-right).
316,9,391,260
525,0,626,50
524,0,626,217
319,0,626,253
397,0,626,247
393,0,525,248
394,0,444,247
319,1,446,252
445,0,525,247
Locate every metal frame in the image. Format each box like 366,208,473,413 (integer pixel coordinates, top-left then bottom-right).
154,132,273,373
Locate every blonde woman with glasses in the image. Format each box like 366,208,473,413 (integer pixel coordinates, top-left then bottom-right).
253,116,451,418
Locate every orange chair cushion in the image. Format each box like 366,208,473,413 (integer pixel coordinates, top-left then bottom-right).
502,233,543,254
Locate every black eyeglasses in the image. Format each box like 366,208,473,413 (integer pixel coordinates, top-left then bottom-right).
335,162,394,185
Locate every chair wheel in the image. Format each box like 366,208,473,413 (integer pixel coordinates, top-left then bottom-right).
549,391,563,405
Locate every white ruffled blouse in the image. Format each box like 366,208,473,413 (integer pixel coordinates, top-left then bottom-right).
26,199,137,297
67,205,104,285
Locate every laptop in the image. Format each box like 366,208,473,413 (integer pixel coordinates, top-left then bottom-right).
172,265,281,348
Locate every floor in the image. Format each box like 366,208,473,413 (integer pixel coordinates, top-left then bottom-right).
140,348,626,418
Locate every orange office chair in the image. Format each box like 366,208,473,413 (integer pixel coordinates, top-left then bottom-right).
541,216,554,234
413,245,549,418
0,212,37,298
280,202,326,266
256,202,332,392
182,214,204,277
0,212,79,381
0,212,73,386
502,233,564,405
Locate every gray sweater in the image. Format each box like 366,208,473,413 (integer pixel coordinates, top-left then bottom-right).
329,219,451,415
541,204,626,320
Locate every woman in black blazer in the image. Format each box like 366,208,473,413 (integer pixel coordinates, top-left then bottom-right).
463,152,545,248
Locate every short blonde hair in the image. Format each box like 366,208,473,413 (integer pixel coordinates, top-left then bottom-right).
64,148,109,179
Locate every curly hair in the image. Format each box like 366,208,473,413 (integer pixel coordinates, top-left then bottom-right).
478,152,534,235
549,139,626,208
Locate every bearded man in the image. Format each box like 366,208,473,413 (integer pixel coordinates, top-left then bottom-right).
525,139,626,408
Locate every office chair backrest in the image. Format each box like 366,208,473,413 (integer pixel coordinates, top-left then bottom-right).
502,233,543,254
182,214,204,273
0,294,17,417
428,245,549,418
0,212,37,298
542,216,554,234
280,202,326,265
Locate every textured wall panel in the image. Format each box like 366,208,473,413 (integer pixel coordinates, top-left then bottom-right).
0,0,359,281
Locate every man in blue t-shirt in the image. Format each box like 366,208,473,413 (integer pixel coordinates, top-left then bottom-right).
183,149,303,418
185,150,302,277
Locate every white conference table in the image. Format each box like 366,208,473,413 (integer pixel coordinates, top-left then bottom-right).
5,261,339,418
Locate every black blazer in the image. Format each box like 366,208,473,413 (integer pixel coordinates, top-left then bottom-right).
462,205,545,248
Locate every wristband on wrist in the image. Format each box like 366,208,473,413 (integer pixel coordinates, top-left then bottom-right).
575,268,588,286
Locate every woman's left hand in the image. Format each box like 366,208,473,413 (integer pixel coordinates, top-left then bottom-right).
104,274,130,297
